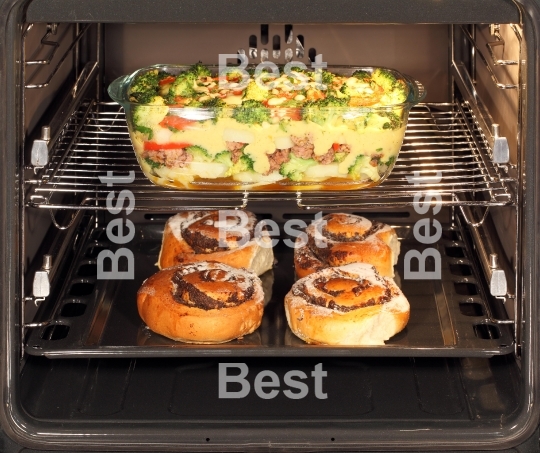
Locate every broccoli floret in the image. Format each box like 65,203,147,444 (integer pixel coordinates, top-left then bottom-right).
144,157,163,169
371,68,408,104
186,99,203,107
331,87,350,100
213,150,233,166
232,100,270,125
129,69,169,104
232,154,254,173
167,64,211,102
381,112,402,129
136,125,154,138
320,96,348,107
309,69,334,89
348,155,369,179
384,155,397,167
358,111,402,130
371,68,399,92
279,155,317,181
379,85,408,104
225,69,245,82
302,96,349,125
313,69,334,86
352,70,371,82
243,80,270,101
348,154,380,181
132,96,169,138
321,70,334,86
201,97,228,121
186,145,212,163
213,151,254,176
202,96,226,109
334,152,347,163
187,62,211,78
168,72,197,100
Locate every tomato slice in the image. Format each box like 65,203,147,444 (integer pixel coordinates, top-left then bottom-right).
159,115,197,130
332,143,340,151
280,92,296,100
159,75,176,86
170,96,190,106
283,108,302,121
306,89,326,101
143,141,192,151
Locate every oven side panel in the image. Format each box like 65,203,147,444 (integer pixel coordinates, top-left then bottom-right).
0,0,28,448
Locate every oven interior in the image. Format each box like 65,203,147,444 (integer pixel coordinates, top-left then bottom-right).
5,2,539,449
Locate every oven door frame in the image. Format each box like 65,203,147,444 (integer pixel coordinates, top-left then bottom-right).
0,0,539,450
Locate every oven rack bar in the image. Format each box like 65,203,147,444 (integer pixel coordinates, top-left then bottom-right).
460,24,521,90
24,102,516,211
23,23,92,89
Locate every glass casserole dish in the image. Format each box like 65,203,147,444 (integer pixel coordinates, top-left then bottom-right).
108,64,426,190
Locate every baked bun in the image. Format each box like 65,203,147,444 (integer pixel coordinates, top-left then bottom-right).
294,213,400,278
137,262,264,343
158,210,273,276
285,263,409,345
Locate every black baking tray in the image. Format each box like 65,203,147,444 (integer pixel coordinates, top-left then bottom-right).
25,221,514,358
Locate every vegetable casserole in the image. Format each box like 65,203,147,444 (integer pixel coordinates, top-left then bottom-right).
108,63,425,189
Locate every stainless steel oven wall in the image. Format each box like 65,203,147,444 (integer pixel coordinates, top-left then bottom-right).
21,22,99,323
450,23,525,318
22,23,75,290
475,24,522,266
103,24,450,103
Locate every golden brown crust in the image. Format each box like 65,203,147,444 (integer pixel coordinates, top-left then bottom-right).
285,299,409,345
294,213,399,278
158,211,274,276
285,263,409,345
137,262,264,343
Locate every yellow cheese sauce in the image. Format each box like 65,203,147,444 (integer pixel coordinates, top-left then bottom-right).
130,117,405,190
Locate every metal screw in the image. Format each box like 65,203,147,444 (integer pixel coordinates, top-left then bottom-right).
42,254,52,271
41,126,51,141
489,253,499,268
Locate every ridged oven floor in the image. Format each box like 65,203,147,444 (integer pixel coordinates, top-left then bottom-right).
20,354,520,424
25,220,513,358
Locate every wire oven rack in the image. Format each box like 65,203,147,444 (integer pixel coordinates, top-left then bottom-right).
25,101,517,212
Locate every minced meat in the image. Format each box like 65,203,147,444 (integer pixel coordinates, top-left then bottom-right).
226,141,245,163
142,148,192,168
290,133,315,159
267,148,291,174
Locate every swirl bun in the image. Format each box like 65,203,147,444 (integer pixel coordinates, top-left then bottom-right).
158,210,274,276
294,213,400,278
137,262,264,343
285,263,409,345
